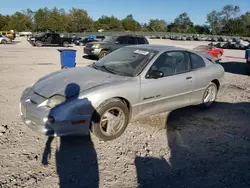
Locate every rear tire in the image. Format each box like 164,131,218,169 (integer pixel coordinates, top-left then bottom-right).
200,82,218,108
90,98,129,141
1,40,7,44
63,41,69,47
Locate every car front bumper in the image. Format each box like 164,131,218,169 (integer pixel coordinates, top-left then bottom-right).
20,93,92,137
84,47,101,56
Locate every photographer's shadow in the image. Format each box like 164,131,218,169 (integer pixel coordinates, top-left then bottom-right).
42,83,99,188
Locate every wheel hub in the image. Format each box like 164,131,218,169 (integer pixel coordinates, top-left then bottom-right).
100,107,125,136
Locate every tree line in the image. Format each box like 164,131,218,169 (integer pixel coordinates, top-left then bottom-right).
0,4,249,36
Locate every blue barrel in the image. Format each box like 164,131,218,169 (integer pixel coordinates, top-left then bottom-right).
245,49,250,60
58,49,76,69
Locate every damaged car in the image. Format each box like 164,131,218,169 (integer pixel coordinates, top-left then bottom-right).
193,44,224,61
20,45,225,141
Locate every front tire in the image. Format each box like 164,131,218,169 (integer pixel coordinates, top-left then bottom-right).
201,82,218,108
35,41,43,47
1,40,7,44
91,98,129,141
98,50,110,59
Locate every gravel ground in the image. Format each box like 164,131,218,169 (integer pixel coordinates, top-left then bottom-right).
0,37,249,188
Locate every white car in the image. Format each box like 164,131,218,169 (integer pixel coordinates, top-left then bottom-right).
0,34,11,44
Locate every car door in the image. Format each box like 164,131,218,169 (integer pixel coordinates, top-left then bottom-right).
139,51,194,116
43,33,51,44
51,34,59,44
188,52,208,103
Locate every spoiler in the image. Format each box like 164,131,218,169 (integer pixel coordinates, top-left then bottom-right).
195,51,217,63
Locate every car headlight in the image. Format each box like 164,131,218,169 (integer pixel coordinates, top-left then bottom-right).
92,44,100,49
46,95,66,108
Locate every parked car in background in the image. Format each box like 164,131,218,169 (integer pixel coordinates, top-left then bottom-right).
246,59,250,75
0,31,15,40
72,37,85,44
83,34,149,59
19,31,32,37
20,45,225,141
28,32,72,47
0,34,12,44
246,51,250,75
194,45,224,61
74,37,98,46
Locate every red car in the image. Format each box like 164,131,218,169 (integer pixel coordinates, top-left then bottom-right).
194,45,224,60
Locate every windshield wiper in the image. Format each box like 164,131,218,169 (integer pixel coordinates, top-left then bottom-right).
102,65,117,74
92,62,101,70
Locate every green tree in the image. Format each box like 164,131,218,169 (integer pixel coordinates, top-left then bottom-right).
69,8,93,32
94,15,123,31
170,12,194,33
121,14,141,31
8,11,33,31
220,4,240,21
194,25,210,34
33,8,51,31
240,12,250,36
147,19,167,32
207,5,241,35
0,14,9,30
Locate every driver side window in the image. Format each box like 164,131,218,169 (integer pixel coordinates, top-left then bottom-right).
149,51,191,77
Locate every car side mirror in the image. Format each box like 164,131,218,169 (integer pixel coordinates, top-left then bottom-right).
115,41,120,44
147,70,164,79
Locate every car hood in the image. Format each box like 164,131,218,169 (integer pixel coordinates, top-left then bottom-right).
33,66,129,98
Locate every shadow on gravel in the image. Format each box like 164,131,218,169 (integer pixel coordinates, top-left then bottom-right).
136,102,250,188
42,83,99,188
220,61,247,75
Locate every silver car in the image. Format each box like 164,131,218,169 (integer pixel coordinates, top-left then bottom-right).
20,45,225,141
0,34,11,44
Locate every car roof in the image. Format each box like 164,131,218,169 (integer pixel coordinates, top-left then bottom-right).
126,44,186,52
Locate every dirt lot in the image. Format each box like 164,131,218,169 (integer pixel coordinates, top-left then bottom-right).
0,37,249,188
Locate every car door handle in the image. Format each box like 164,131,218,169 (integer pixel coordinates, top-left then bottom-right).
186,76,192,80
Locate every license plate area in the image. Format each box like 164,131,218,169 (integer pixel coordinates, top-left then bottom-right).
84,48,91,54
20,103,26,117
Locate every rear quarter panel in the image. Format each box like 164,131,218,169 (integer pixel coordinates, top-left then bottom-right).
191,60,224,104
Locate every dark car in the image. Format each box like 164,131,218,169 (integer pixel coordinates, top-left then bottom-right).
83,34,149,59
28,32,72,47
72,36,84,43
246,51,250,75
74,37,98,46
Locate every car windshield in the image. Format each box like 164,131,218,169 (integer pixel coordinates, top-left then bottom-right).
102,36,115,42
94,47,158,77
36,33,45,37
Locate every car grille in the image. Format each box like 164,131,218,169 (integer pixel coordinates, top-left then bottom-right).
20,103,26,116
86,43,93,48
30,92,47,105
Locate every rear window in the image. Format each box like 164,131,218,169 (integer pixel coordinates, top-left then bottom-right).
190,52,206,69
196,51,216,64
137,37,146,44
127,37,136,44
